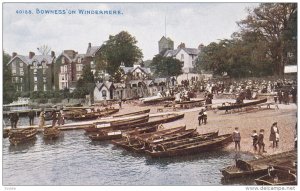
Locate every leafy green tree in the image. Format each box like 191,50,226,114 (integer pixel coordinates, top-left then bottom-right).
238,3,297,76
3,51,15,104
151,54,183,78
73,64,95,98
100,31,143,76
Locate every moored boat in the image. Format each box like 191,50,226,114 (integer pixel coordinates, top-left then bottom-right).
142,96,175,105
221,150,297,179
88,125,158,141
9,127,38,146
218,98,268,111
73,108,119,121
113,109,151,118
84,114,150,133
145,134,233,158
43,126,61,140
254,166,297,185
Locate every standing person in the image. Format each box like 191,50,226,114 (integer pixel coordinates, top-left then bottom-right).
39,109,45,128
198,109,204,126
269,122,279,148
28,108,35,126
10,112,19,128
118,99,122,109
232,127,241,152
202,110,208,125
251,130,258,152
258,129,267,154
278,91,283,104
58,109,65,125
51,110,58,127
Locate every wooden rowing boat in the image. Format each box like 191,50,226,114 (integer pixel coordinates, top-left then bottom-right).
88,125,158,141
149,131,219,151
113,109,150,118
84,115,150,133
218,98,268,111
142,96,175,105
254,166,297,185
73,108,119,121
43,127,61,140
145,134,233,158
221,150,297,179
131,128,197,153
175,99,205,105
9,127,38,146
112,126,186,151
3,129,10,138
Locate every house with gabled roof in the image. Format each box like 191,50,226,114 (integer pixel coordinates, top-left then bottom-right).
55,50,85,90
7,51,56,93
94,81,115,101
163,42,202,73
84,42,103,76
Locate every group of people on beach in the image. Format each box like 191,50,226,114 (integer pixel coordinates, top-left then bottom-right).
232,122,282,155
38,109,65,128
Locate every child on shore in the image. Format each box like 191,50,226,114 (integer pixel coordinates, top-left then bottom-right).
258,129,267,154
232,127,241,152
251,130,258,152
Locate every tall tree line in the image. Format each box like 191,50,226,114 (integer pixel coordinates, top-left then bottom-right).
196,3,297,77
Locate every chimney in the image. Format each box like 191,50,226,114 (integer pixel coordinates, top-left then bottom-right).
29,51,35,59
12,52,17,58
88,42,91,48
198,43,204,50
178,42,185,49
51,51,55,58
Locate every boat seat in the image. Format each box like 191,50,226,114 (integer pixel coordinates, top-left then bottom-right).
157,108,164,112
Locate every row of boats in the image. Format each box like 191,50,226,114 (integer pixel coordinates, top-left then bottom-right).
7,127,61,146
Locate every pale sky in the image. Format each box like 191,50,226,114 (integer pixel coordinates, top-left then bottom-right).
3,2,259,60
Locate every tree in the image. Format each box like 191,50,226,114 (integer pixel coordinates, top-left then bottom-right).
37,44,51,55
99,31,143,76
238,3,297,76
73,65,95,98
151,54,183,78
3,51,15,104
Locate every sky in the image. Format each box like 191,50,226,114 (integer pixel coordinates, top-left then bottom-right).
3,2,259,60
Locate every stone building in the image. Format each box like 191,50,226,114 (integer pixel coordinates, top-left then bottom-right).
7,51,56,93
55,50,85,90
158,36,174,54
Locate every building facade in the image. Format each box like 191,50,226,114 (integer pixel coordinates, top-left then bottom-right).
7,51,56,93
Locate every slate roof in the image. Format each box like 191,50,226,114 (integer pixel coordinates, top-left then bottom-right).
163,48,200,57
95,82,115,91
7,54,55,65
86,46,101,57
120,65,151,75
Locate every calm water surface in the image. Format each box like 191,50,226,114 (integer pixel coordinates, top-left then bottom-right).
3,117,255,186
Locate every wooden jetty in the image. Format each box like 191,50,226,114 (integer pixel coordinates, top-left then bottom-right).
221,150,297,179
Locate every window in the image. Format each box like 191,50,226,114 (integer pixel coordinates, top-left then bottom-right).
181,54,184,61
78,58,81,63
64,65,67,72
34,84,37,91
62,75,64,81
12,68,16,75
20,86,23,92
33,69,37,75
19,62,23,67
20,78,23,83
102,90,107,97
34,76,37,83
44,84,47,91
60,66,64,73
33,61,37,68
20,68,24,76
43,77,47,83
43,68,47,75
62,57,65,64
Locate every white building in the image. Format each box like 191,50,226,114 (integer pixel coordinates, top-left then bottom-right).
163,42,202,73
94,82,115,101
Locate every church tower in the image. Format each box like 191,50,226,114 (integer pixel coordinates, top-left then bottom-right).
158,36,174,54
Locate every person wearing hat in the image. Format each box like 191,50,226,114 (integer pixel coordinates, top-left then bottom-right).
258,129,267,154
28,108,35,126
232,127,241,152
269,122,279,148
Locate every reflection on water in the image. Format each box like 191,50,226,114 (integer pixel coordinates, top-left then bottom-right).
3,127,256,186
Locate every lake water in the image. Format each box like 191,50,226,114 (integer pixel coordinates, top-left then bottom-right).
2,117,255,186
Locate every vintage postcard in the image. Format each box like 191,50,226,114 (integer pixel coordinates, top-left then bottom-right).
1,1,298,190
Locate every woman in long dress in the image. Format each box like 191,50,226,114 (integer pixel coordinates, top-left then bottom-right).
39,109,45,128
269,122,279,148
